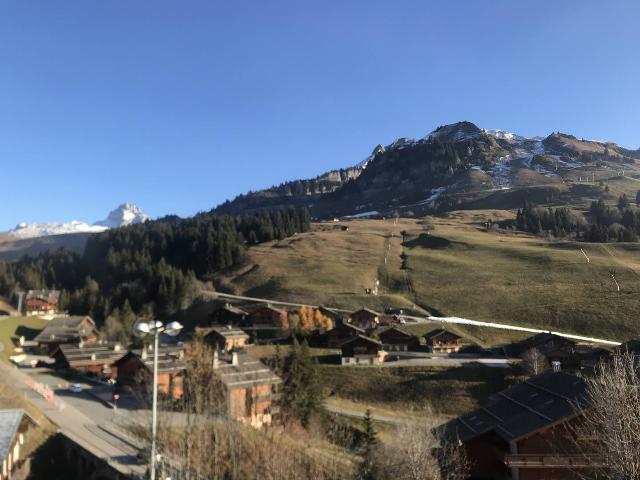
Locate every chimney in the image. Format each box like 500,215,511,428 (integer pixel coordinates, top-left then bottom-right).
552,360,561,372
213,350,219,369
232,351,239,366
114,344,121,352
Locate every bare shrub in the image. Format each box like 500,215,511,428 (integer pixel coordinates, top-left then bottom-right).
522,347,548,376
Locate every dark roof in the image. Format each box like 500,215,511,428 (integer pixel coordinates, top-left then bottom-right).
441,372,588,444
340,334,382,347
0,410,36,464
424,328,462,341
214,305,248,316
34,316,97,344
201,324,250,340
54,342,127,366
615,338,640,354
318,306,344,319
506,332,576,357
250,304,287,315
378,327,414,340
215,353,281,388
26,290,60,303
120,345,186,373
328,322,365,334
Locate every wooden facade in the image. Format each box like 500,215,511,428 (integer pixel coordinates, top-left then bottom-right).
377,327,418,352
52,342,126,379
0,410,37,480
248,305,288,328
210,303,249,325
424,328,463,353
340,335,386,365
25,289,60,317
202,325,250,353
325,322,365,348
34,315,100,354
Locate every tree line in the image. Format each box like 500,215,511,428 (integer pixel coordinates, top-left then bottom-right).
0,208,310,322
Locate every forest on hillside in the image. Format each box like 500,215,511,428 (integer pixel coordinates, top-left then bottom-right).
0,208,310,328
514,193,640,242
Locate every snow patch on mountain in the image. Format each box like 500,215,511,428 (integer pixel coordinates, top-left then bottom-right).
94,203,150,228
7,203,150,239
483,129,526,142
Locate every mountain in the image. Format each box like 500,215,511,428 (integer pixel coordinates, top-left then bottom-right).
213,121,640,218
93,203,150,228
6,203,149,240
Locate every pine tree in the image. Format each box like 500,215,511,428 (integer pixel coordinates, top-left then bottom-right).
357,409,378,480
282,338,321,428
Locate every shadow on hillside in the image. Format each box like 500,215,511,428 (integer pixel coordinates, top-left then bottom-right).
15,325,42,340
403,234,454,250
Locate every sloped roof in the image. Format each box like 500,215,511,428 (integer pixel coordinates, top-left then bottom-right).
506,332,576,357
441,372,588,444
200,324,249,340
215,354,281,388
34,316,97,344
424,328,462,341
351,308,380,316
55,342,127,366
340,334,382,347
328,322,365,335
26,290,60,303
378,326,415,340
0,410,36,464
214,305,248,316
118,345,186,373
615,338,640,354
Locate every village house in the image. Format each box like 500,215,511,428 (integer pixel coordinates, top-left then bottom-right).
441,371,594,480
213,351,281,428
324,322,366,348
0,409,38,480
33,315,100,354
200,324,250,353
614,337,640,354
210,303,249,325
113,344,186,399
424,328,463,353
24,290,60,317
377,327,419,352
349,308,380,330
248,304,289,328
505,332,576,358
51,342,127,380
340,335,387,365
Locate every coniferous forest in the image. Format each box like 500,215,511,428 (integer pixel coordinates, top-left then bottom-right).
0,208,310,322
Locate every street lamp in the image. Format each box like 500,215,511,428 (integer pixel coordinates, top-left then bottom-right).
133,319,183,480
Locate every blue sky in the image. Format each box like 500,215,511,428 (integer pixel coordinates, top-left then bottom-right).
1,0,638,230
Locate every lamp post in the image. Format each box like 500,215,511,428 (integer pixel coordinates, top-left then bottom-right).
133,319,183,480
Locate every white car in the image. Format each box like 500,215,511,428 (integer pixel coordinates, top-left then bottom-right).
69,383,82,393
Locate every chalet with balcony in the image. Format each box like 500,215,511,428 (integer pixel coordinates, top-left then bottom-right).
213,351,282,428
340,335,387,365
0,410,38,480
24,290,60,317
440,372,595,480
33,315,100,354
378,327,418,352
51,342,127,379
200,324,250,353
424,328,463,353
113,344,186,399
505,332,577,358
349,308,380,330
210,303,249,325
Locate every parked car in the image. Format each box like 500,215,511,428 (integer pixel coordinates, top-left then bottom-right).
69,383,82,393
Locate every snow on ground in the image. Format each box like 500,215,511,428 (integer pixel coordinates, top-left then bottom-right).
417,186,447,205
342,211,381,219
483,129,526,142
489,155,512,186
9,221,107,239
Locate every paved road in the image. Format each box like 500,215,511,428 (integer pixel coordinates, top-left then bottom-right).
1,363,146,478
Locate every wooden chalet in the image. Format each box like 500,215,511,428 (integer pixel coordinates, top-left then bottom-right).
377,327,418,352
0,410,38,480
340,335,387,365
200,324,250,353
505,332,576,358
424,328,463,353
440,372,595,480
25,290,60,317
248,304,288,328
349,308,380,330
113,344,186,399
210,303,249,325
52,342,127,379
33,315,99,354
614,337,640,354
325,322,366,348
213,351,282,428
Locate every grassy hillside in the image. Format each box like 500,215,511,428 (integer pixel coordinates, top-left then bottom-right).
0,316,48,361
215,211,640,342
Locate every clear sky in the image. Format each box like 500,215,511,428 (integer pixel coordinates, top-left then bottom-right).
1,0,638,230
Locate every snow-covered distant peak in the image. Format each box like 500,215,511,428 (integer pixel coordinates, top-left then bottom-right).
8,221,107,240
483,129,527,142
94,203,150,228
6,203,150,240
355,144,386,170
